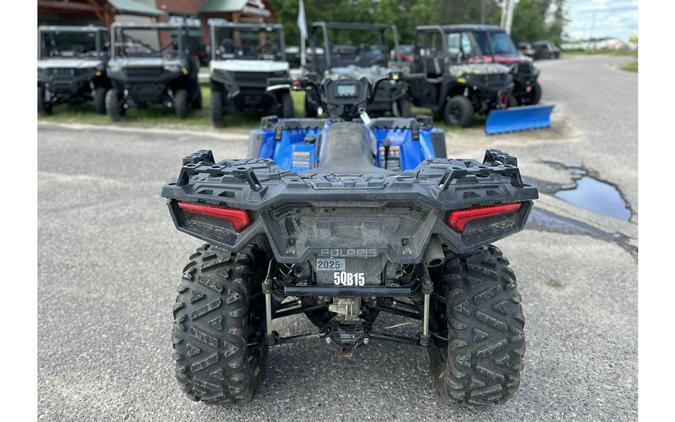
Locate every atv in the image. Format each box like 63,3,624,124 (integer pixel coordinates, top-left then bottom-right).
306,22,411,118
253,75,446,172
209,22,293,128
406,25,515,127
161,79,538,406
38,26,110,115
105,22,202,121
445,25,542,106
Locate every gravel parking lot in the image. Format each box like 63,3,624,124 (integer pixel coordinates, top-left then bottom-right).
38,55,637,421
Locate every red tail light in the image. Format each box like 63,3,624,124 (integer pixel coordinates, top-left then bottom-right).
177,202,251,232
447,203,522,233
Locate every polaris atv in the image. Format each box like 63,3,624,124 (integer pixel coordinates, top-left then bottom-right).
407,25,515,127
445,25,542,106
306,22,411,118
253,75,446,172
162,80,538,406
209,22,293,128
105,22,202,121
38,26,110,115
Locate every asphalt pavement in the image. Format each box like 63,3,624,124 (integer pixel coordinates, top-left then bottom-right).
38,55,638,421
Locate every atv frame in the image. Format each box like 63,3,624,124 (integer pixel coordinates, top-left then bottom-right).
306,21,410,117
209,22,292,128
105,22,202,121
37,25,111,114
406,25,515,127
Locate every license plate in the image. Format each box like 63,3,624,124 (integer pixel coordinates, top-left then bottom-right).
315,258,345,271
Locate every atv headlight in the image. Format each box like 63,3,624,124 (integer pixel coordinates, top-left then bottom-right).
164,64,181,73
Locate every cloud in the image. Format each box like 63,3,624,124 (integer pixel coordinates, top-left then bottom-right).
565,0,638,40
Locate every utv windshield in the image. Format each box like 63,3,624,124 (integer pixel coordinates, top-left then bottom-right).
474,31,518,56
312,25,396,69
115,27,184,58
213,26,283,61
446,32,483,63
40,30,102,59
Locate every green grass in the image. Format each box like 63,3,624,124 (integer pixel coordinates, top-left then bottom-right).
38,84,481,131
562,48,638,57
620,61,638,73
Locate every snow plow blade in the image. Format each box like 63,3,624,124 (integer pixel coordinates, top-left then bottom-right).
485,104,555,135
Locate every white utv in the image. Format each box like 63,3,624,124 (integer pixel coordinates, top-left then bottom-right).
208,22,292,128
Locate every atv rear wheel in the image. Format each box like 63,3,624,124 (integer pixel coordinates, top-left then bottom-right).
394,96,412,117
443,96,473,127
94,87,107,115
428,245,525,405
279,91,294,118
174,89,190,119
105,89,124,121
211,89,225,128
38,85,52,115
172,243,268,405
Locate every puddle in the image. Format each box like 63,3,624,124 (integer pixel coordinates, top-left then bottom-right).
554,171,631,221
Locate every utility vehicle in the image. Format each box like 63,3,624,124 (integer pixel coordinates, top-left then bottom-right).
533,40,560,60
162,75,538,406
209,22,292,128
106,22,202,121
407,25,515,127
38,26,110,114
445,25,542,106
306,22,411,118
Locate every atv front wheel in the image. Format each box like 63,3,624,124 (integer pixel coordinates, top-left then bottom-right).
105,89,124,121
279,91,294,118
38,85,52,115
428,245,525,405
172,243,268,405
527,81,542,105
443,96,473,127
94,87,107,115
174,89,190,119
211,89,225,128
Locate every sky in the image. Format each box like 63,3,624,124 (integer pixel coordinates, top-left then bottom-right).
564,0,638,41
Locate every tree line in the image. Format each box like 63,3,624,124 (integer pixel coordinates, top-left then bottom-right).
274,0,566,46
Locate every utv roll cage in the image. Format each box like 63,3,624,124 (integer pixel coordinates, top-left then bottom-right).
413,24,484,62
209,21,286,62
110,22,193,60
309,21,400,72
38,25,108,60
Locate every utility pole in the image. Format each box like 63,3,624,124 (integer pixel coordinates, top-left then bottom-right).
500,0,516,34
588,12,597,50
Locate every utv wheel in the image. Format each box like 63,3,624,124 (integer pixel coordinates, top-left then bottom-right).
443,96,473,127
174,89,190,119
191,87,203,110
211,89,225,128
105,89,124,121
304,93,318,118
527,81,542,105
279,91,294,118
394,96,412,117
38,85,52,115
94,87,107,115
172,243,268,405
428,245,525,405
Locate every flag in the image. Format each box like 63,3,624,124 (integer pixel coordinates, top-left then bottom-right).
297,0,307,40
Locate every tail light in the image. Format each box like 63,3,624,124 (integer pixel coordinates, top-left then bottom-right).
447,203,522,233
177,202,251,232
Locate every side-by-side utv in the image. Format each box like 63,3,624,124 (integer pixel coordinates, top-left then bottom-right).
209,22,292,128
406,25,515,127
105,22,202,121
38,26,110,114
445,25,542,106
306,22,411,118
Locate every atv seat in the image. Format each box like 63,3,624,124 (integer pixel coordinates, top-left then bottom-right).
304,121,390,175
